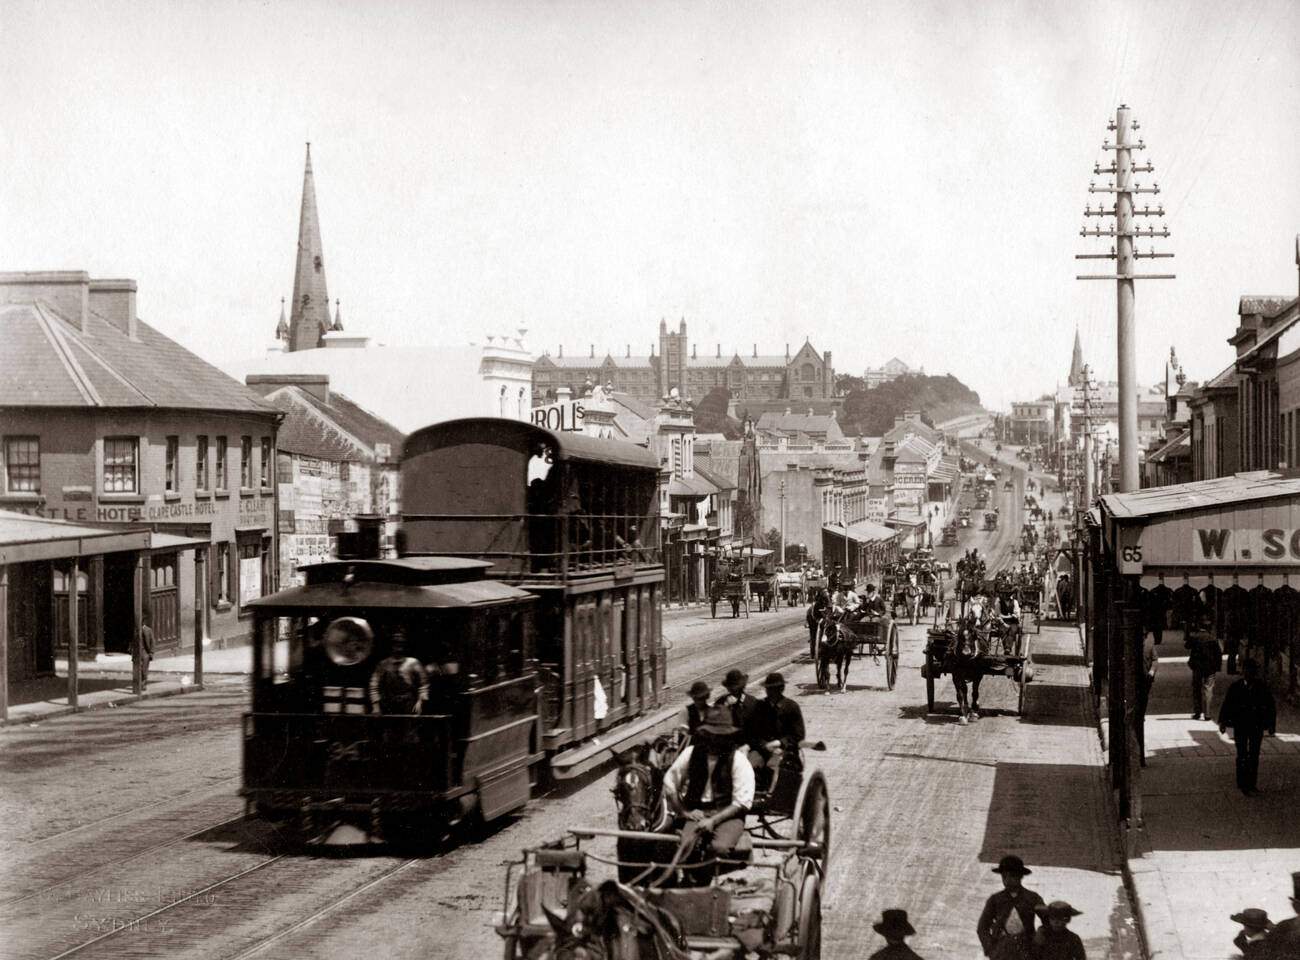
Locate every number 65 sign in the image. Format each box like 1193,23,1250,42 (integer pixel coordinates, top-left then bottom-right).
1118,529,1144,575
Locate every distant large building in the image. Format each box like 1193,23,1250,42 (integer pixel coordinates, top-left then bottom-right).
862,357,916,389
532,319,834,405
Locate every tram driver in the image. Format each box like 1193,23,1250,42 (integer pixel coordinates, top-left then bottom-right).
662,705,755,868
369,629,429,715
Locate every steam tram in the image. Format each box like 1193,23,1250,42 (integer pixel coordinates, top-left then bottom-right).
241,418,670,841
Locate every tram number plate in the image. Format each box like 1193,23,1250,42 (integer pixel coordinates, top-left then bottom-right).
325,740,369,762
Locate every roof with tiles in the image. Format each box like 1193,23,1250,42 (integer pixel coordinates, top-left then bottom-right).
0,300,278,415
264,385,405,462
755,411,840,435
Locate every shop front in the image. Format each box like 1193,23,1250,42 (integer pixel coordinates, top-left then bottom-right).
1088,472,1300,821
821,520,900,585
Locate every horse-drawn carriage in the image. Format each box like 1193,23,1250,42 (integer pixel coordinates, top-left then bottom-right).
709,565,749,619
983,510,999,531
941,522,959,546
775,569,806,607
813,608,900,692
921,598,1035,719
497,736,831,959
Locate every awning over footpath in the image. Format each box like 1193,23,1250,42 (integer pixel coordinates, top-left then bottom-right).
823,520,898,544
1097,472,1300,588
0,510,151,565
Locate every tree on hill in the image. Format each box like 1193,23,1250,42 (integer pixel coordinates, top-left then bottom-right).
693,386,742,438
839,373,982,436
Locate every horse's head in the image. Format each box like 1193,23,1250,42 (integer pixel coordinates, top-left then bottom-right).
542,881,677,960
612,754,658,833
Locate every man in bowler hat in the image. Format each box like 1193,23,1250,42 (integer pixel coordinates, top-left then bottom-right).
1032,901,1085,960
1218,657,1277,796
869,909,924,959
716,668,764,757
1266,873,1300,958
1230,908,1274,958
977,856,1044,960
678,680,712,734
753,672,806,786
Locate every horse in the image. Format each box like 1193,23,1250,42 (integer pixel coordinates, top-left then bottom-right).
947,602,988,725
805,588,829,661
538,879,691,960
904,574,922,625
816,609,854,692
612,733,683,883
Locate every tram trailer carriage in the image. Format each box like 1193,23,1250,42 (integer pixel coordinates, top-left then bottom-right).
241,419,672,841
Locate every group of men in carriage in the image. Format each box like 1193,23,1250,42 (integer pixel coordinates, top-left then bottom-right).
933,580,1027,725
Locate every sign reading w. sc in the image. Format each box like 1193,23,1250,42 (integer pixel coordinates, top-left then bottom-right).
1191,528,1300,563
532,400,585,432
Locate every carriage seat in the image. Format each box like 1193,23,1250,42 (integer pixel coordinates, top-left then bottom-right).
514,856,586,936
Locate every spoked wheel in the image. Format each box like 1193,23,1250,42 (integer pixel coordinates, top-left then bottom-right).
1018,663,1028,716
885,622,899,690
797,875,822,960
793,769,832,879
924,648,936,712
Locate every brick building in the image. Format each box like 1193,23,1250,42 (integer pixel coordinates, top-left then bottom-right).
532,321,834,405
245,375,404,586
0,271,282,660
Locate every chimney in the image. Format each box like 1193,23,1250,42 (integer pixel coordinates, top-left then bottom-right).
716,343,721,358
590,344,595,358
557,385,573,402
0,270,91,331
246,373,329,404
785,343,790,359
88,279,138,339
692,344,697,359
558,345,563,358
753,344,757,358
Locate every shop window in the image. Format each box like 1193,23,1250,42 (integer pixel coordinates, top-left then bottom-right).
240,436,253,489
215,437,228,491
103,437,138,493
4,436,40,492
152,554,176,588
260,437,272,487
196,435,209,490
165,436,179,492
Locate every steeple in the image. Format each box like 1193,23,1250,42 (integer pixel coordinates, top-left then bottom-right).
1068,326,1085,387
332,299,344,332
274,297,289,341
287,143,332,352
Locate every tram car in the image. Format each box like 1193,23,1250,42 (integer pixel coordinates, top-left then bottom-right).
240,418,670,843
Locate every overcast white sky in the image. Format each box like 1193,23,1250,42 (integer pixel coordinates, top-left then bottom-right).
2,0,1297,410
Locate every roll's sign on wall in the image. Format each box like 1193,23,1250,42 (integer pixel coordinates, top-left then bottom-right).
531,400,585,432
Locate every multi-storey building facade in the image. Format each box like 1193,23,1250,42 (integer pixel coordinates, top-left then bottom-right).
0,271,282,658
532,320,834,405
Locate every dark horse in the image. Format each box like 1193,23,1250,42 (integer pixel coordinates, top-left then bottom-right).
805,588,829,661
611,733,682,883
947,601,988,724
816,609,854,692
538,879,691,959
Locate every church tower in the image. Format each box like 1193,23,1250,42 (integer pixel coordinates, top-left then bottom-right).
287,144,332,352
1067,327,1085,387
657,317,688,398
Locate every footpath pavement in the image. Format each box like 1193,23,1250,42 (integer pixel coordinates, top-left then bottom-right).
1126,638,1300,960
801,618,1140,958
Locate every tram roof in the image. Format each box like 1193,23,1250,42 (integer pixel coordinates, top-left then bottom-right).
247,577,533,612
300,556,494,585
403,417,660,471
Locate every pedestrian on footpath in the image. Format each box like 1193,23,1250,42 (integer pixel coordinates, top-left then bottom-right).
1186,613,1223,721
1137,627,1159,766
1218,658,1277,796
1031,901,1085,960
139,613,155,691
868,909,924,960
978,856,1044,960
1229,908,1274,958
1265,874,1300,959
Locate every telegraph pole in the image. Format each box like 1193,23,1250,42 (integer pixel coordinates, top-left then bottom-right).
779,479,786,567
1077,104,1174,492
1081,364,1094,510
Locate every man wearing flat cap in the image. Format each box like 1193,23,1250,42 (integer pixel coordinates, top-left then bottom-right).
977,856,1044,960
753,672,806,784
1032,901,1085,960
869,908,924,959
662,704,755,867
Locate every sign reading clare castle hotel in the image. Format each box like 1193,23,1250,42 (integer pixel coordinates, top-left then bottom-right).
11,493,272,526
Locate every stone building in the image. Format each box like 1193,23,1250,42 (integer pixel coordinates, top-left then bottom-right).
0,270,282,656
532,321,834,405
245,375,404,585
863,357,914,389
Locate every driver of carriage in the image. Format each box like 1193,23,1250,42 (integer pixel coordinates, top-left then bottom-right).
661,706,756,860
831,583,859,616
859,583,887,618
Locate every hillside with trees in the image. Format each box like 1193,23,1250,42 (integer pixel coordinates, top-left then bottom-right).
836,373,983,436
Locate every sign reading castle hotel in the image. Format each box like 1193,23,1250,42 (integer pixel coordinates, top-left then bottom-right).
532,319,834,405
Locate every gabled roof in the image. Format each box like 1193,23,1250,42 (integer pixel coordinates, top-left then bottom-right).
755,411,838,435
893,436,936,462
694,463,735,492
265,385,405,462
0,300,278,416
1146,430,1191,465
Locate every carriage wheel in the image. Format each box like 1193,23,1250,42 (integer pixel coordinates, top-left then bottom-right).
797,875,823,960
924,648,936,712
885,622,899,691
1018,663,1028,716
793,769,831,878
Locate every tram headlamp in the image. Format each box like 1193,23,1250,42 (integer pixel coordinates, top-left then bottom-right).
323,616,374,666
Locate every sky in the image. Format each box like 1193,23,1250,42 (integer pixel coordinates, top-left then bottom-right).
2,0,1297,411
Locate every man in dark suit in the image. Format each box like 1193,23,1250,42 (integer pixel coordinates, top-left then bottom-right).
1267,873,1300,959
715,669,763,757
977,855,1044,960
1218,658,1276,796
1186,614,1222,721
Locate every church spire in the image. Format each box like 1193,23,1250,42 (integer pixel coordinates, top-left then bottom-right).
274,297,289,341
332,299,343,331
287,143,331,351
1068,326,1085,387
